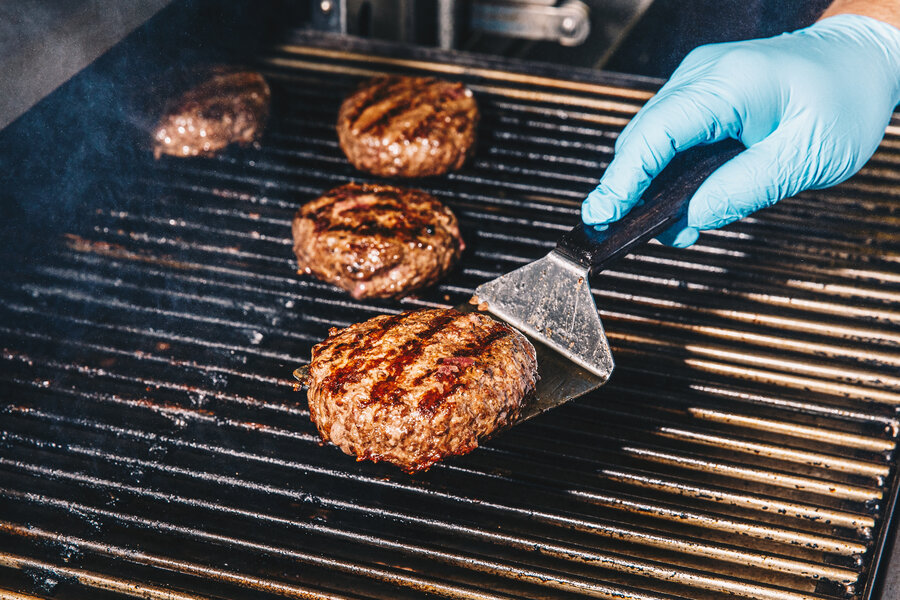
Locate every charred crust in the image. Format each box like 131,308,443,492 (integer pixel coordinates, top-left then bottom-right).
151,68,270,159
336,76,479,178
291,183,463,299
306,308,538,473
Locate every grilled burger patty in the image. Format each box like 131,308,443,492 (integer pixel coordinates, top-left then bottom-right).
152,67,270,159
337,76,479,177
292,183,464,299
307,308,538,472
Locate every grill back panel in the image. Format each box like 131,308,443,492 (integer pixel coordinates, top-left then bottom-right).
1,33,899,600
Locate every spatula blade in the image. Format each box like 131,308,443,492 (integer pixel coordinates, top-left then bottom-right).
454,300,606,427
454,250,613,427
474,250,613,380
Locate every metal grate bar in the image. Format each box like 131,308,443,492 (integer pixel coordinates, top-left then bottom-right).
1,33,899,600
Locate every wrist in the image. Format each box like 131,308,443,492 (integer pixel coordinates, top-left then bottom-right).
811,14,900,105
821,0,900,30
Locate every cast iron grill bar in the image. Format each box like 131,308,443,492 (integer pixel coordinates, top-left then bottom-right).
22,234,898,360
0,358,887,515
0,412,864,596
29,231,900,346
44,200,900,337
10,255,897,405
5,265,900,409
1,35,899,600
0,346,890,516
0,403,880,551
0,468,854,600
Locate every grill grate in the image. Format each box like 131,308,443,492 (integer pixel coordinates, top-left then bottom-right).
1,32,900,600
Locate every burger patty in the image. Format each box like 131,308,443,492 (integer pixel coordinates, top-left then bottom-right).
152,67,270,159
336,76,479,177
291,183,464,299
306,308,538,473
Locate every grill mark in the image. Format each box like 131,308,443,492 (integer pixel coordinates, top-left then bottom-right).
355,94,420,135
294,183,461,298
323,210,438,242
306,187,407,231
319,311,457,398
366,311,462,406
304,186,445,243
416,326,511,415
408,107,441,141
312,184,369,203
362,76,419,104
319,313,405,364
343,77,416,127
306,186,410,217
407,88,470,140
346,77,461,136
324,222,431,241
330,195,406,213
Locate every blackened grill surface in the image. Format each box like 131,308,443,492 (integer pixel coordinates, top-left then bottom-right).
1,32,900,600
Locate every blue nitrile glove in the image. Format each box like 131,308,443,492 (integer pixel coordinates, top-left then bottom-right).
582,15,900,248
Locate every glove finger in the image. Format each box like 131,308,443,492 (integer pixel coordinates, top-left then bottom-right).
583,91,735,226
687,133,807,230
655,216,701,248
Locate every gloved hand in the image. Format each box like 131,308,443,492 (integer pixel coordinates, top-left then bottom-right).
582,14,900,247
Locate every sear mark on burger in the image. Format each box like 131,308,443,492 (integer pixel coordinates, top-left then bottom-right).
152,67,270,159
306,308,538,473
291,183,464,299
337,75,479,178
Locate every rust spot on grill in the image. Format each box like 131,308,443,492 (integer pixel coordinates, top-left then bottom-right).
132,397,215,417
63,234,196,271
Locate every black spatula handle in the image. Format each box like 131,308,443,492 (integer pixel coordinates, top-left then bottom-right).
556,139,745,276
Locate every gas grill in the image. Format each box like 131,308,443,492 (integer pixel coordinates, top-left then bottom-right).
2,19,900,600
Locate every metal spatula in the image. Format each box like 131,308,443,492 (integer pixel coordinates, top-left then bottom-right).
294,140,743,426
464,139,744,428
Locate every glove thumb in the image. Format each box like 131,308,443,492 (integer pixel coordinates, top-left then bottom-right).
687,133,808,231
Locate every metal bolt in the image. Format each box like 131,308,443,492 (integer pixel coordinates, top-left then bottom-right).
560,16,576,34
320,0,333,13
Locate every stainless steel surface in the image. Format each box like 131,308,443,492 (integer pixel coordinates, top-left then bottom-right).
474,250,614,379
0,0,171,130
438,0,459,49
312,0,428,45
2,32,900,600
470,0,591,46
311,0,348,34
457,300,608,427
303,0,653,68
877,523,900,599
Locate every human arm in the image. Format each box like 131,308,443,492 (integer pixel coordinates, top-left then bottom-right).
821,1,900,29
581,0,900,247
